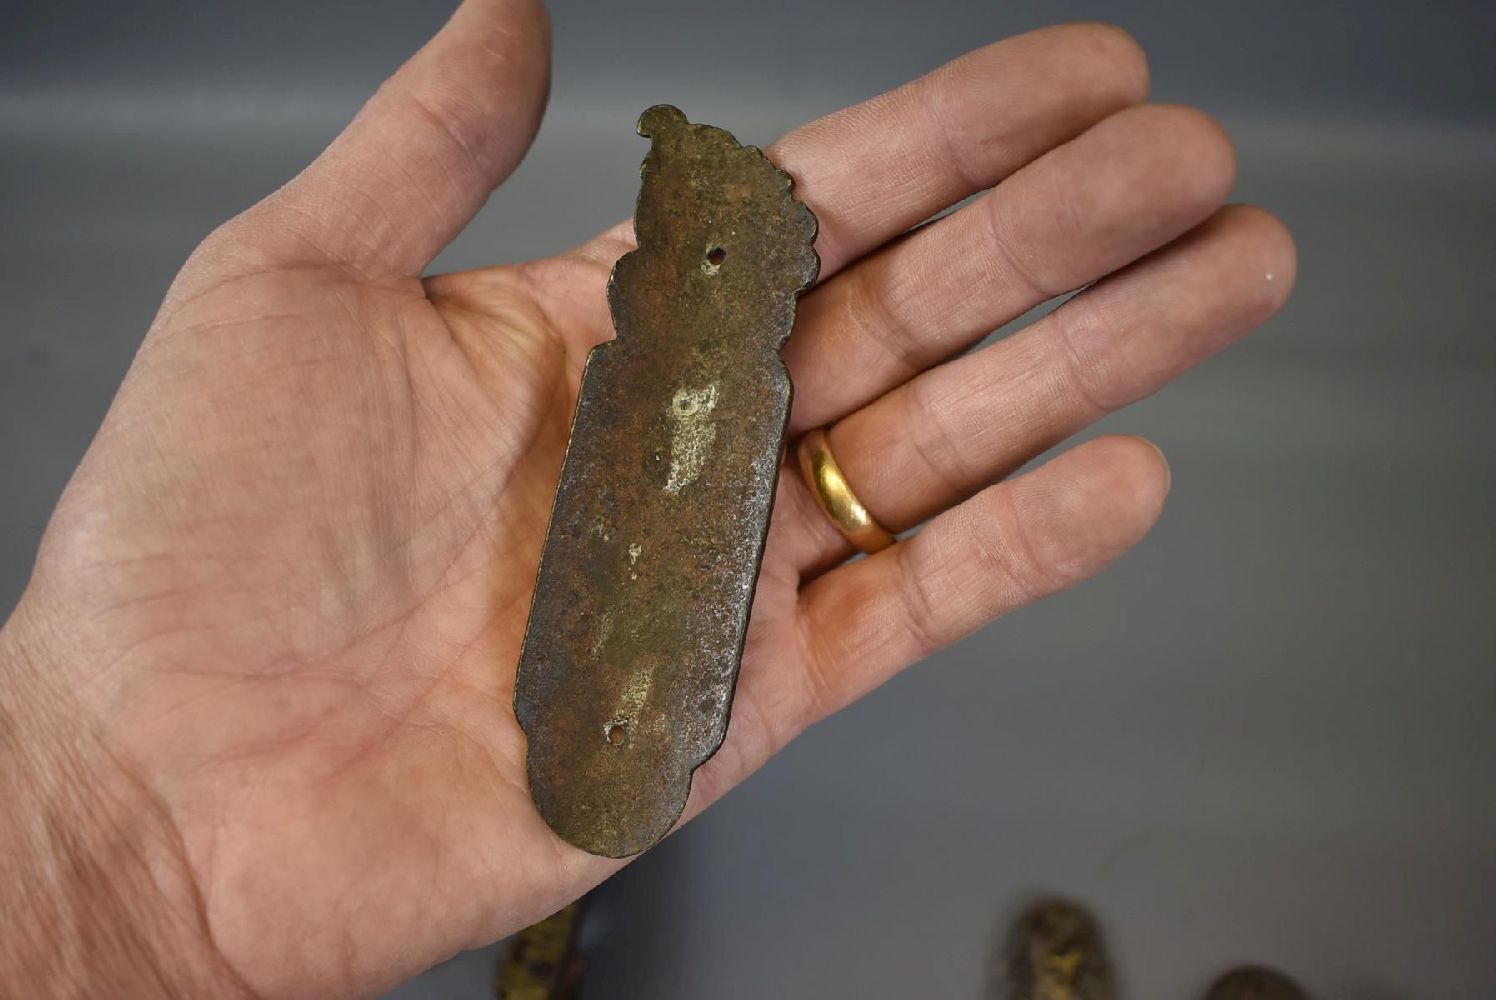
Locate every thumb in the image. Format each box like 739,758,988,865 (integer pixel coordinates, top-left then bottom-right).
233,0,550,277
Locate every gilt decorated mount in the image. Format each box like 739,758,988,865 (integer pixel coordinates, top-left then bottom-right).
513,106,820,858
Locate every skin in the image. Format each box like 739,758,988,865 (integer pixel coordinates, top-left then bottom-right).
0,2,1296,997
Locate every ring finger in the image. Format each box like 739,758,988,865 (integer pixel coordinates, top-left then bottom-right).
783,203,1297,574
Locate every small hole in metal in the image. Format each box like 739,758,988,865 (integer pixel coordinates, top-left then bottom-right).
706,246,726,266
606,723,627,746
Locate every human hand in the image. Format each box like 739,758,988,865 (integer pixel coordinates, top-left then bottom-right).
0,3,1294,996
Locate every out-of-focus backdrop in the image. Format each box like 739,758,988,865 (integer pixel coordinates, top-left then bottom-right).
3,2,1494,996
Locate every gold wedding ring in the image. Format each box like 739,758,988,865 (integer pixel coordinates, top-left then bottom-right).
796,427,895,554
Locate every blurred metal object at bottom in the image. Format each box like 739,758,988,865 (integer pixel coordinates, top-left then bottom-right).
496,901,584,1000
998,897,1116,1000
1203,966,1309,1000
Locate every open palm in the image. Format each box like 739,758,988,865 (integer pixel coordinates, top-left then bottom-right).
5,3,1294,997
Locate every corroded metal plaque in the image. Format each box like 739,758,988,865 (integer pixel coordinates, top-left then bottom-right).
514,105,819,858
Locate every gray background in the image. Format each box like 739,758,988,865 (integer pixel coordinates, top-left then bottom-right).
3,1,1494,997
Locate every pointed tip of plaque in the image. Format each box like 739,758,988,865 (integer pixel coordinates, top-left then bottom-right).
637,104,688,138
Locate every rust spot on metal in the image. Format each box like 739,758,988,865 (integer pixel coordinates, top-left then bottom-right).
513,105,819,857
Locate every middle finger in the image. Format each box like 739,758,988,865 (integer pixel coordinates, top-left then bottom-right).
783,103,1237,432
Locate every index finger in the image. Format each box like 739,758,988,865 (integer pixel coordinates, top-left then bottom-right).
773,21,1149,275
577,22,1148,279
